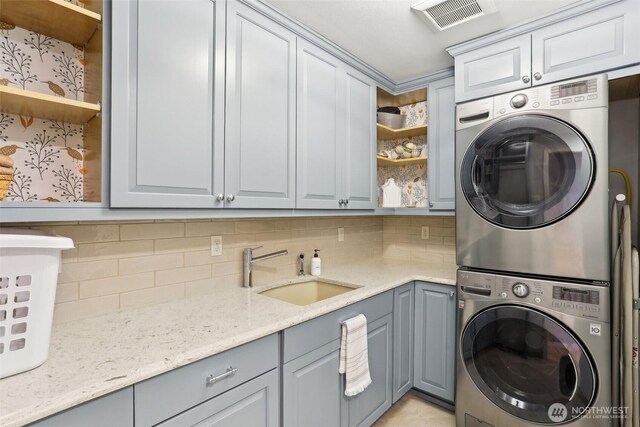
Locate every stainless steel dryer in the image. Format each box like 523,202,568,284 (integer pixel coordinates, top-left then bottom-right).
455,74,609,281
456,269,612,427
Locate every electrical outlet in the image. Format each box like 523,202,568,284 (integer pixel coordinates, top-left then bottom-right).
421,226,430,240
338,227,345,242
211,236,222,256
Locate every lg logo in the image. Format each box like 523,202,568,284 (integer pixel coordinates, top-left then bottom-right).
548,403,568,422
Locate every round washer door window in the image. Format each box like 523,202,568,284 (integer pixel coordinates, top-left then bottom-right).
460,115,594,229
461,305,597,424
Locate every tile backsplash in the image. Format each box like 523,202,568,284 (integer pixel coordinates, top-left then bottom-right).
2,215,455,324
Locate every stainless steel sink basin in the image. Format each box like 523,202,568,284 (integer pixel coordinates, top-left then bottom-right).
258,280,357,306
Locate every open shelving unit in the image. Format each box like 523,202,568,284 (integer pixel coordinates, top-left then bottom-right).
0,0,103,204
0,0,101,46
377,156,427,167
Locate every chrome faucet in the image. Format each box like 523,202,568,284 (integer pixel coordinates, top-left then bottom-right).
298,253,305,277
243,246,288,288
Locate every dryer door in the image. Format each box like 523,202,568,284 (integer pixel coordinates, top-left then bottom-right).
461,305,596,424
460,114,594,229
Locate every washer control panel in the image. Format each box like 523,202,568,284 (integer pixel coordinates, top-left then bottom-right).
457,269,609,322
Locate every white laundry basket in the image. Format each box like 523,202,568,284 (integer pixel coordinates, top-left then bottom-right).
0,229,74,378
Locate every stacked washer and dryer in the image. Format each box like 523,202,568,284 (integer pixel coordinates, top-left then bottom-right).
455,74,613,426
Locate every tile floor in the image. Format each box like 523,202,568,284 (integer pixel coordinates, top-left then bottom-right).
375,393,455,426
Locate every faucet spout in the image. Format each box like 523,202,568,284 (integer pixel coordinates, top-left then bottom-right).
243,247,288,288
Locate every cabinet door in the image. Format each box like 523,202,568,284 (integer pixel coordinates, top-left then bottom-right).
427,77,455,211
413,282,456,403
111,0,225,208
454,34,531,102
531,1,640,86
296,40,344,209
158,369,279,427
348,313,393,427
342,69,376,209
225,1,296,208
392,282,414,403
283,340,348,427
32,387,133,427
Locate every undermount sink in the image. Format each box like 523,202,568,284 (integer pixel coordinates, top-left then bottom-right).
258,280,358,306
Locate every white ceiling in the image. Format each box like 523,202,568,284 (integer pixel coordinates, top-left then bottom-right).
266,0,581,82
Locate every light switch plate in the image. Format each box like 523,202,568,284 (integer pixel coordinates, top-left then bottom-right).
421,226,430,240
211,236,222,256
338,228,345,242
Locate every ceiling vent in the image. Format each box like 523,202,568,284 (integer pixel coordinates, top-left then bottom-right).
411,0,497,31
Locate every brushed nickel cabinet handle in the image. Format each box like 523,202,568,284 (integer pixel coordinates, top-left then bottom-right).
522,75,530,84
226,194,235,202
206,366,238,385
216,193,224,201
533,72,542,81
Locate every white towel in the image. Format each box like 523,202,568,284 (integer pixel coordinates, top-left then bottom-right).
339,314,371,397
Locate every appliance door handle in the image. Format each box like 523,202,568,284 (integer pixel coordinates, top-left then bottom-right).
459,111,490,124
559,353,578,400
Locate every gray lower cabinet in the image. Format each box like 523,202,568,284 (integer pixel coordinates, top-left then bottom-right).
296,40,376,210
111,0,226,208
225,1,297,208
30,387,133,427
282,291,393,427
413,281,456,403
392,282,414,403
158,369,279,427
427,77,455,211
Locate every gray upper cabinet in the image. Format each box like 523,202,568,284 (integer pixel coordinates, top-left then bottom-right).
392,282,414,403
225,1,296,208
413,281,456,403
531,1,640,86
296,41,344,209
427,77,455,211
342,70,376,210
297,41,376,210
452,0,640,102
111,0,225,208
454,34,531,103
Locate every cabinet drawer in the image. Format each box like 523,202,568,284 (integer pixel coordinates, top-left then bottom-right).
158,369,279,427
283,291,392,363
134,334,278,427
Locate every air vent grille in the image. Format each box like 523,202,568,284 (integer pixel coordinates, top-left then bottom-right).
411,0,497,31
426,0,483,29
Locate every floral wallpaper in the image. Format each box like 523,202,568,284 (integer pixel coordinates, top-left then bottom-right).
377,101,428,208
0,24,87,202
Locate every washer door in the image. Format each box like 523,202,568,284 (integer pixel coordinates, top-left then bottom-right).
461,305,596,424
461,115,594,229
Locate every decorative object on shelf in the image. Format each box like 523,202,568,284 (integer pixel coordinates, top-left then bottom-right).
377,151,388,158
381,178,402,207
0,153,14,200
411,148,422,158
377,106,406,129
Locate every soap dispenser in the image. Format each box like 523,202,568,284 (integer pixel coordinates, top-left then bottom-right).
311,249,321,276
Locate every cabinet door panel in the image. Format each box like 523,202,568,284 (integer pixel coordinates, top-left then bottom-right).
454,34,531,102
225,2,296,208
283,340,347,427
348,314,393,427
414,282,456,403
531,1,640,85
343,70,376,209
158,369,279,427
111,0,225,207
296,41,343,209
393,283,414,403
427,77,455,211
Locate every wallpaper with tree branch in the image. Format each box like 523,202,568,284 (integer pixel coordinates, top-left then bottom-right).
0,24,87,202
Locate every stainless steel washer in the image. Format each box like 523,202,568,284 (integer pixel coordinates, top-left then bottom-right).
456,269,612,427
455,74,609,281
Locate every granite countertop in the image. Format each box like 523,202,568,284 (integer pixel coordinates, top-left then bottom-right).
0,259,457,426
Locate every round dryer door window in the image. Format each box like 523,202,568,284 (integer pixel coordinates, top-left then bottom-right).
460,115,594,229
461,305,597,424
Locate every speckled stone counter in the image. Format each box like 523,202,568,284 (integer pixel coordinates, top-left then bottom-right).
0,259,456,426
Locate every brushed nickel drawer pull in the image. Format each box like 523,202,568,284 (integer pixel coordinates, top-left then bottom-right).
206,367,238,385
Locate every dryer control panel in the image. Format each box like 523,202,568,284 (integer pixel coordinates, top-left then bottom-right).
457,269,609,322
